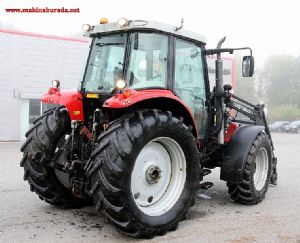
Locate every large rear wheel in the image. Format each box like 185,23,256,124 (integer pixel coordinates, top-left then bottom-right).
20,106,90,207
87,110,199,238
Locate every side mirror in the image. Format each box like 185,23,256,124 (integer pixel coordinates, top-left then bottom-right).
242,56,255,77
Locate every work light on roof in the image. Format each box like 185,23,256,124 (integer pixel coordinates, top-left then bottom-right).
52,80,60,89
118,18,129,27
82,24,92,32
100,18,109,24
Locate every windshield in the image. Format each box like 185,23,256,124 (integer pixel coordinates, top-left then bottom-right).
82,34,126,92
82,32,169,93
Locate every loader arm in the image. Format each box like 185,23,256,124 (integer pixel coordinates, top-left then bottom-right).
228,93,274,149
222,87,277,185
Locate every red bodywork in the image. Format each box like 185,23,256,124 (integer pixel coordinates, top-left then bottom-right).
104,89,199,138
224,122,237,143
41,87,237,143
41,88,84,121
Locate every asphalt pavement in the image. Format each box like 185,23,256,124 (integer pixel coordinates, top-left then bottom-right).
0,133,300,243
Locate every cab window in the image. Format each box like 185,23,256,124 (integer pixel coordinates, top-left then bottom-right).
174,38,208,139
127,33,168,89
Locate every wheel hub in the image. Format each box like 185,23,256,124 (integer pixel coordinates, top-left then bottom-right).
145,165,162,184
131,137,186,216
253,147,269,191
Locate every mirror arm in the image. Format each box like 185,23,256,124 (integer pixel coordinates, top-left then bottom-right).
204,47,252,56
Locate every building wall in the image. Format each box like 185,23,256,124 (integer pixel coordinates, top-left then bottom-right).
0,31,13,141
0,29,89,141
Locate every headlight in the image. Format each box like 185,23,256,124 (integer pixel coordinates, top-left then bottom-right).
82,24,92,32
116,79,126,89
117,18,129,27
52,80,60,88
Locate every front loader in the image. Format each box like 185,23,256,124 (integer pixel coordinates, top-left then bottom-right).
20,18,277,238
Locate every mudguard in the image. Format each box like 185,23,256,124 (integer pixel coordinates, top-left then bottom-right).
220,125,264,183
41,89,84,121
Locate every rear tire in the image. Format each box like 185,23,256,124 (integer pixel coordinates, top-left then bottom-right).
86,110,199,238
227,132,272,204
20,106,90,208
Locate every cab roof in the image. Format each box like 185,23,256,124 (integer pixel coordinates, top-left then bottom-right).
85,20,207,44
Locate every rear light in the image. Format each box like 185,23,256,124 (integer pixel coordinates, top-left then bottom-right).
122,89,131,98
48,87,59,95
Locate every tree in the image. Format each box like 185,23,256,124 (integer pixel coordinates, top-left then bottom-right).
257,54,300,122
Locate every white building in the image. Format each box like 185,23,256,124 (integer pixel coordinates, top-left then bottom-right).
0,28,89,141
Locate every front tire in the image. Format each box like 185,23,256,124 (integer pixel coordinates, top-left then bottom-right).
87,110,199,238
227,132,272,204
20,106,90,208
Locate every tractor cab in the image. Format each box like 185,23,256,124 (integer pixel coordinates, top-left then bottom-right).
80,19,209,139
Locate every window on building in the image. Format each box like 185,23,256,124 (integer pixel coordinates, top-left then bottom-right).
29,99,41,126
28,100,57,127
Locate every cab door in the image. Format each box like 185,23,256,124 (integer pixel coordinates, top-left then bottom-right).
173,38,209,139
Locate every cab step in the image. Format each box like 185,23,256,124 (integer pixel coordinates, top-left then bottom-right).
203,168,212,176
200,182,214,190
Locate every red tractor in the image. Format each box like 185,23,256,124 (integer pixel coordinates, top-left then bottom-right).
20,18,277,238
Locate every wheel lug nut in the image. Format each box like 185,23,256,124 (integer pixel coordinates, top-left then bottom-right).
148,196,153,203
134,192,140,199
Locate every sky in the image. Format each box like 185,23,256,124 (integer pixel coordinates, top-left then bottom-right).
1,0,300,66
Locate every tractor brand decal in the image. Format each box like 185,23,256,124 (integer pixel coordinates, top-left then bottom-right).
208,67,231,76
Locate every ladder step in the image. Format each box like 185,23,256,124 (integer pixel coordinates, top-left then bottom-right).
200,182,213,190
203,169,211,176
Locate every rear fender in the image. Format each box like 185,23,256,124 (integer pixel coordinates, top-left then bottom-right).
41,89,84,121
220,125,264,183
103,89,199,142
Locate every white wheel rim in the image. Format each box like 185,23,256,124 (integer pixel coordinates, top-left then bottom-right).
253,147,269,191
131,137,186,216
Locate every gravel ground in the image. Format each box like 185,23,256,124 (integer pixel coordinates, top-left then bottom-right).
0,133,300,243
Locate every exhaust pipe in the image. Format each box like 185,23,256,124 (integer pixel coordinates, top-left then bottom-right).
215,37,226,144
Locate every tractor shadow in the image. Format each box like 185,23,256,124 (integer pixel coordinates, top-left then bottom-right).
39,177,239,241
186,181,235,220
40,205,133,241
